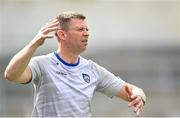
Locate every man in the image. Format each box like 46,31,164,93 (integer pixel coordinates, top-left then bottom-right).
4,11,146,117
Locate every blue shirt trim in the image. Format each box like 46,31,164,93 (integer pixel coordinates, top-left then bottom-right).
54,52,80,67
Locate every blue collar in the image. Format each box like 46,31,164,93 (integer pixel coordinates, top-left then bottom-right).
54,51,80,67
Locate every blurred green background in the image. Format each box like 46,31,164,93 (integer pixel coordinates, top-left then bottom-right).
0,0,180,117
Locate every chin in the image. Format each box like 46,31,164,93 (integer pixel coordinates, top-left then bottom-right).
80,47,87,53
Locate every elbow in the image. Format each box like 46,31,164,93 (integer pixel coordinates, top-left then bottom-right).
4,69,11,80
4,69,15,81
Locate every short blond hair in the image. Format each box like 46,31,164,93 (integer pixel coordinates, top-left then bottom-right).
56,11,86,30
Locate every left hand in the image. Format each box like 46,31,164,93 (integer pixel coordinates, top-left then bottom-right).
125,85,144,117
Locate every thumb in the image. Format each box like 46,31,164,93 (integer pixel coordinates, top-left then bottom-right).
43,34,54,39
125,85,133,101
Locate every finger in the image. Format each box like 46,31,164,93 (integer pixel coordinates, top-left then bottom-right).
42,27,59,34
48,18,59,24
134,102,142,113
137,106,143,117
42,34,54,39
132,104,141,117
42,20,59,31
130,94,136,100
45,21,59,29
47,35,54,38
128,95,141,107
136,109,140,117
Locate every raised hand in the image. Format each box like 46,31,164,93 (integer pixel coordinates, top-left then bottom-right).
125,85,144,117
32,19,59,46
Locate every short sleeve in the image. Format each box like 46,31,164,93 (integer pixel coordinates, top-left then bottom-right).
92,62,126,98
28,57,42,84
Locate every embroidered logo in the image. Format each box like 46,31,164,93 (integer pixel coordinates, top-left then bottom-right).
55,71,67,75
82,73,90,83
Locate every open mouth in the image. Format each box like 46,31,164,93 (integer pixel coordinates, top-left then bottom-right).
82,39,88,42
82,40,88,43
81,40,88,46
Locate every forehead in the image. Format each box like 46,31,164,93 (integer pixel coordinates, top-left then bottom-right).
69,19,88,28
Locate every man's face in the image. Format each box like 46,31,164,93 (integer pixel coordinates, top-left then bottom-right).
64,19,89,54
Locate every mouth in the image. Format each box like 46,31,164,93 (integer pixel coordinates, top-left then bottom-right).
81,39,88,46
82,39,88,41
82,39,88,43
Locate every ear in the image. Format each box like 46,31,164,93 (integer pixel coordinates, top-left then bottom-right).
56,30,67,41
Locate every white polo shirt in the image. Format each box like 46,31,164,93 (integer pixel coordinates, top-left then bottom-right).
29,52,125,117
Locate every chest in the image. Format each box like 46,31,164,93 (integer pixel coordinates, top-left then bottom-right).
41,65,98,99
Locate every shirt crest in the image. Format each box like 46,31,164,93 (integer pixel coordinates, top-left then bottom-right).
82,73,90,83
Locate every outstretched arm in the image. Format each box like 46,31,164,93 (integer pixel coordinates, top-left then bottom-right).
4,19,59,83
116,83,146,117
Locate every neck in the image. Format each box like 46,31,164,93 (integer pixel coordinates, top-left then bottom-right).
57,48,79,64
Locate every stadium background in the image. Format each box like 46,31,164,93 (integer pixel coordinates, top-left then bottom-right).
0,0,180,117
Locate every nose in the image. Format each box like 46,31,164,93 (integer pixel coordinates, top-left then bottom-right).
83,30,89,37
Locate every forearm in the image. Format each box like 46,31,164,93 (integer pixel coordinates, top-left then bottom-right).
4,19,59,82
116,83,133,101
4,40,39,81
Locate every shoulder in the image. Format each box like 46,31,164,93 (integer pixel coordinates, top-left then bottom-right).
79,56,97,68
80,57,105,74
31,53,53,63
29,53,55,69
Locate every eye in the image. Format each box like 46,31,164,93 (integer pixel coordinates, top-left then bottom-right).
77,28,84,31
76,27,88,32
